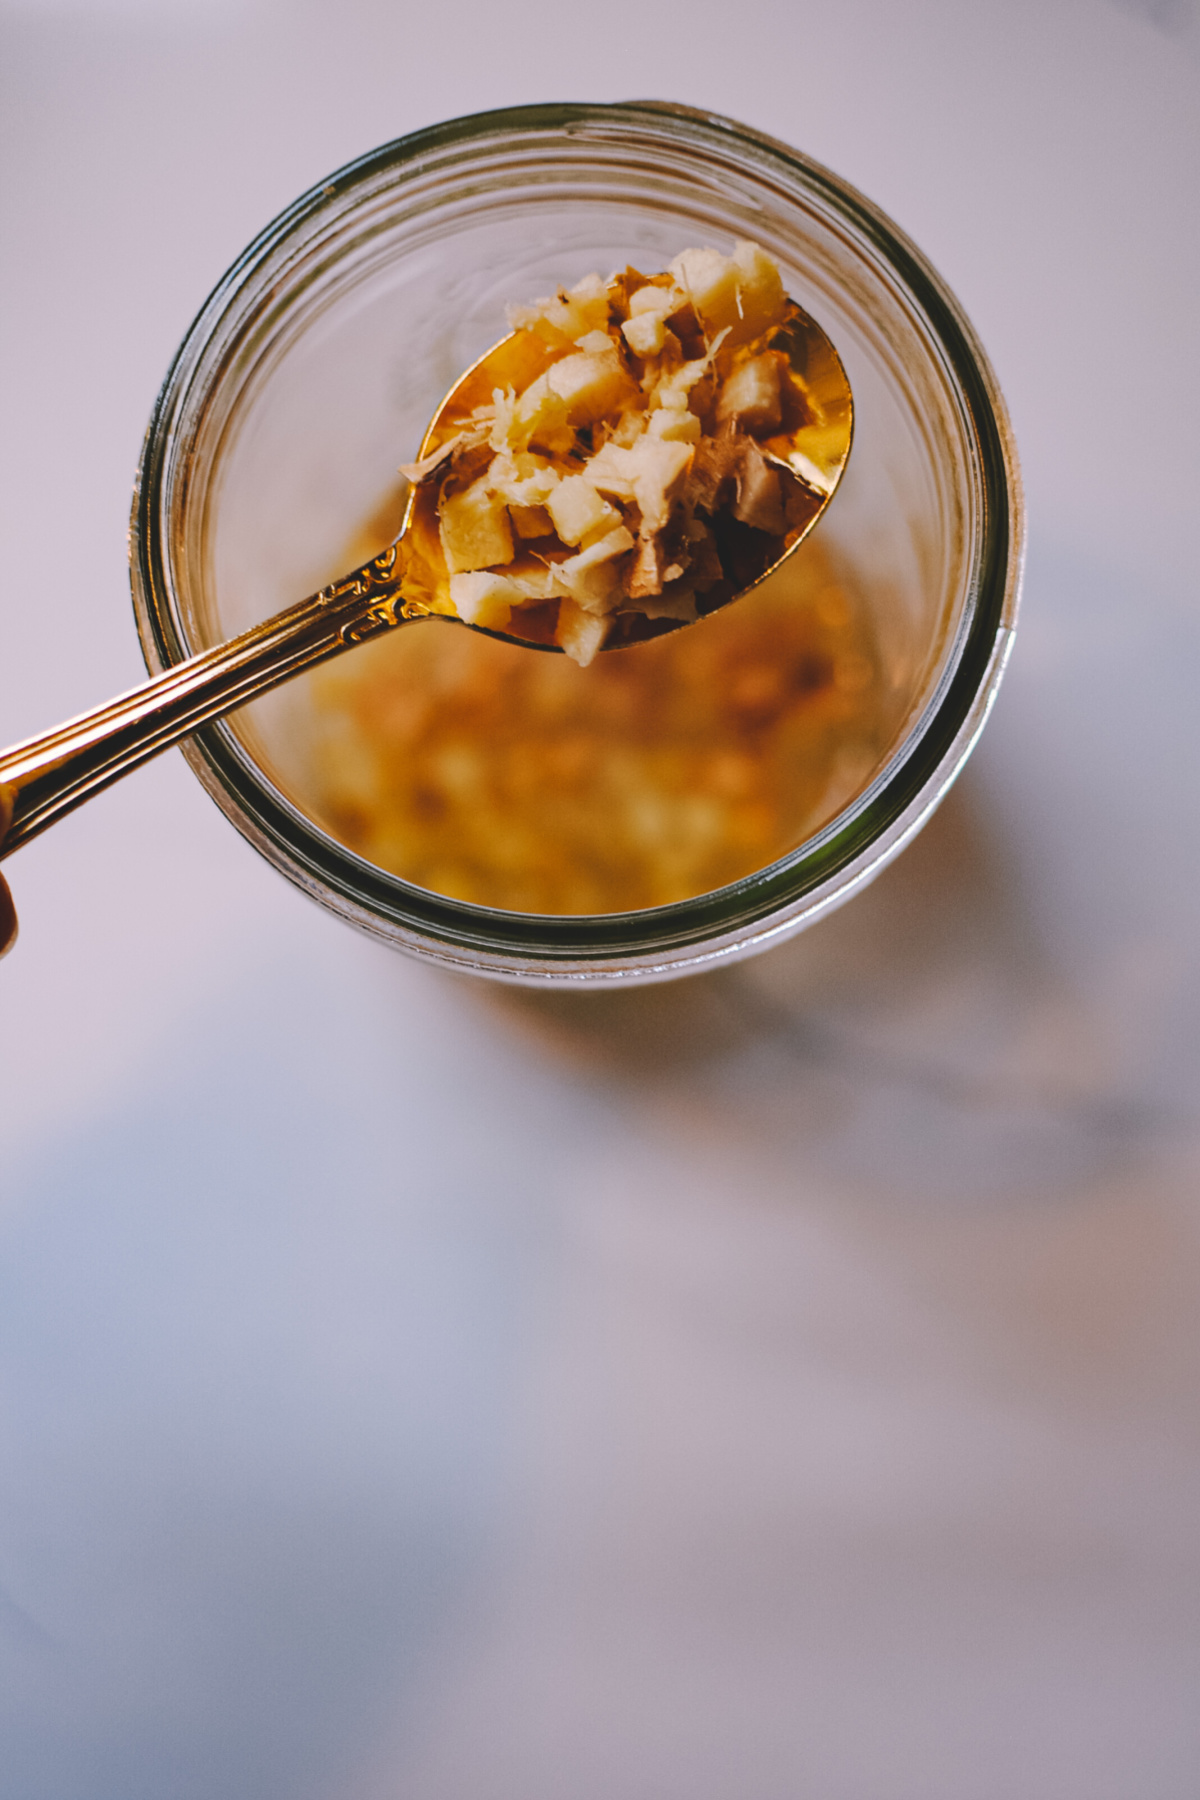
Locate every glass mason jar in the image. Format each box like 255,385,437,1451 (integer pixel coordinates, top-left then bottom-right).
130,101,1022,986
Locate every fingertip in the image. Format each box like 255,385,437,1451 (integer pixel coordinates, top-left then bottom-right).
0,876,16,959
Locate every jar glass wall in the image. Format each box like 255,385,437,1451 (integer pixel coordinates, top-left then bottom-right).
131,101,1021,985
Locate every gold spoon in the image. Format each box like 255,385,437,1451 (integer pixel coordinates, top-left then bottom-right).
0,300,851,860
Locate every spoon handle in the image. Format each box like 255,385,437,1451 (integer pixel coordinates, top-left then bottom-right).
0,544,410,859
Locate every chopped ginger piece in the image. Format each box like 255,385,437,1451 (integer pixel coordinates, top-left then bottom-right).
716,352,784,433
625,438,694,534
628,282,685,319
439,476,514,574
670,240,786,348
510,503,553,539
448,571,519,629
546,475,621,548
508,275,611,347
582,442,639,502
647,408,701,443
553,525,636,611
514,349,636,447
622,311,667,357
555,598,610,668
733,445,785,535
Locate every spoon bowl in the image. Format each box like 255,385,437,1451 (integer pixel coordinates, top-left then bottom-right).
397,298,852,653
0,298,851,858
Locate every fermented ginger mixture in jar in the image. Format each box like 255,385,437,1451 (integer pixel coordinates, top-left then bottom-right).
306,533,884,915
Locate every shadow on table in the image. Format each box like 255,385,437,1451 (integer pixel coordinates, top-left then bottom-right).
479,774,1158,1203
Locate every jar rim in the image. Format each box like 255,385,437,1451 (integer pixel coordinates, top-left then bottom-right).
130,100,1022,985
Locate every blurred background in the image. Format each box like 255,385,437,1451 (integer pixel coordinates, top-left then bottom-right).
1,2,1199,1795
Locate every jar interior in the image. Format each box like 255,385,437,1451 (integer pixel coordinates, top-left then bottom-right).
173,128,977,919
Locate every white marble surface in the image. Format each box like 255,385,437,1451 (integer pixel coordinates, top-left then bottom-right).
1,3,1199,1796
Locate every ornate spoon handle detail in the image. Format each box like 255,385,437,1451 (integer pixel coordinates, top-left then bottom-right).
0,546,419,858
